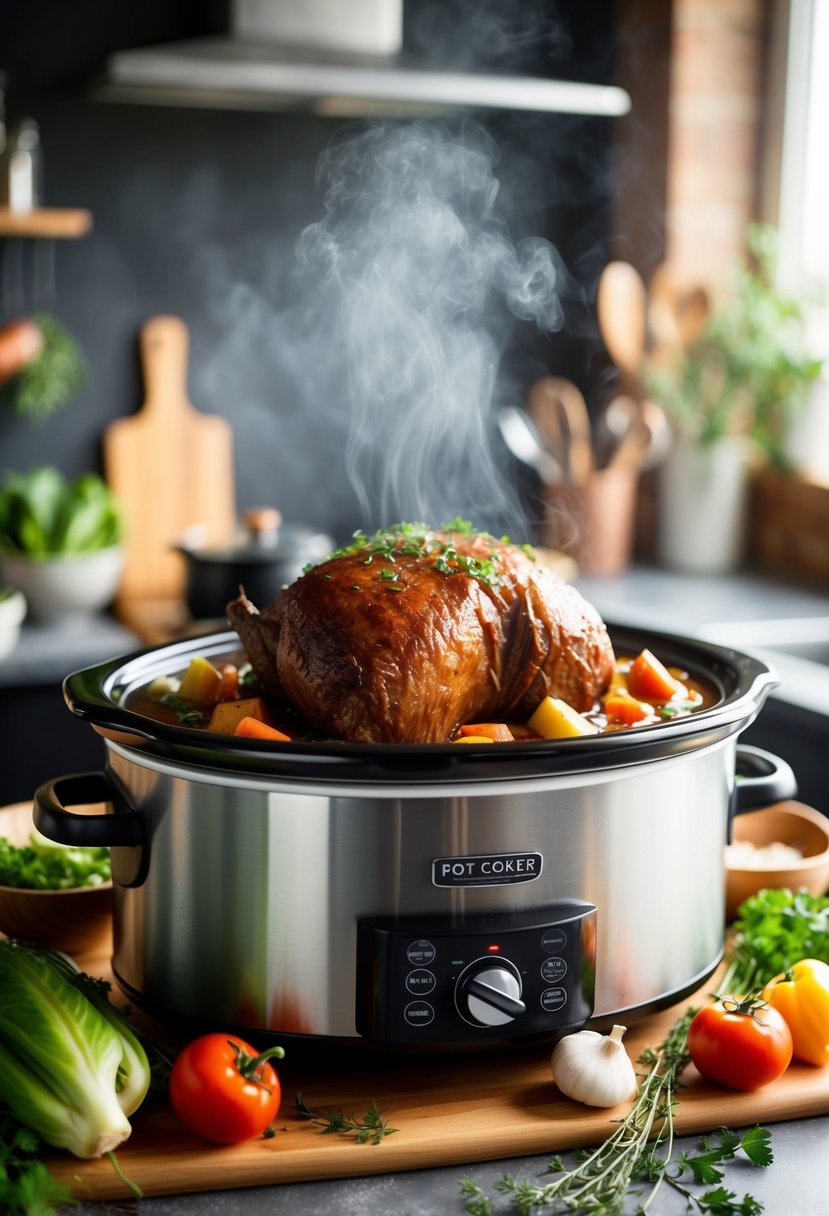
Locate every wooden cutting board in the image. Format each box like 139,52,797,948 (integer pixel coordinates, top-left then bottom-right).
45,942,829,1202
104,316,236,605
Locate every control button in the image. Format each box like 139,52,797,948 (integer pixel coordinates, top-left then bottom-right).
404,1000,435,1027
540,986,568,1012
541,956,568,983
406,939,436,966
406,968,436,995
541,927,567,954
456,959,525,1027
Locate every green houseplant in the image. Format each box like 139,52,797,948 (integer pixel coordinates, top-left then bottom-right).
0,467,124,621
645,225,822,573
646,224,822,457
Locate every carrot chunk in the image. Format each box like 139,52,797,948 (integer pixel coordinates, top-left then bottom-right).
458,723,515,743
626,648,686,703
234,717,292,742
603,689,656,726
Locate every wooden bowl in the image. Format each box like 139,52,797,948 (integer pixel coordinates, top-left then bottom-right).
0,802,113,956
726,800,829,921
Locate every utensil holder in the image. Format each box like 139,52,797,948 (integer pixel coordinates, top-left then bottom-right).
541,469,637,575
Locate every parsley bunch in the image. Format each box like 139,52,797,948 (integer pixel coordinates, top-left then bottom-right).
0,835,110,890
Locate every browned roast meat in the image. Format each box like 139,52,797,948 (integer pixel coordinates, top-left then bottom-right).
226,525,615,744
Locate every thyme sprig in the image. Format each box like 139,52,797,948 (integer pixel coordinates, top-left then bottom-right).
461,1009,772,1216
294,1093,397,1145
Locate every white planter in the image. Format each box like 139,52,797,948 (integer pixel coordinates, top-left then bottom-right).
0,546,124,622
656,436,750,573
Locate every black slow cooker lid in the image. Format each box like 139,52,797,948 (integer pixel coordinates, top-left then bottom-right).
62,623,777,783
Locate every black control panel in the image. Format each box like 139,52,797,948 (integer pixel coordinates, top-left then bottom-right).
355,902,596,1045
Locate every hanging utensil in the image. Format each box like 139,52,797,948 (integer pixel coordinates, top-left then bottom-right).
598,395,673,473
675,284,711,348
526,376,594,486
497,405,565,485
597,261,648,397
647,262,683,360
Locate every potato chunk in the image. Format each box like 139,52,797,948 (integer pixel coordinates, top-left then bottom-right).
527,695,598,739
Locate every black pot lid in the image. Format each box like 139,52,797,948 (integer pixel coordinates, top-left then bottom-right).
62,623,777,784
178,509,334,565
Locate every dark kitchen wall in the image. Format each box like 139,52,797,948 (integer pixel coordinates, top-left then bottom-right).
0,1,617,543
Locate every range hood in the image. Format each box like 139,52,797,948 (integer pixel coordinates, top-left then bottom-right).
103,0,630,118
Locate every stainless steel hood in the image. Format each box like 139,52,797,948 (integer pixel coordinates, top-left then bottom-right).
102,2,630,118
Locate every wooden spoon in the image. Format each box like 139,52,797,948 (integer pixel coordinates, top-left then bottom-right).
597,262,648,395
526,376,594,486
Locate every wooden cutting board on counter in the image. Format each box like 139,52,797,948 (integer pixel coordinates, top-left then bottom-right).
45,943,829,1203
104,315,236,606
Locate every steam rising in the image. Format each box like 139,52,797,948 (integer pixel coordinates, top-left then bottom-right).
296,122,567,530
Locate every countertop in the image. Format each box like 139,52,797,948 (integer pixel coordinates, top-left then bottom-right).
6,565,829,1215
68,1117,829,1215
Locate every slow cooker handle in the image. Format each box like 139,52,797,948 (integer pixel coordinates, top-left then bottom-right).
731,744,798,825
33,771,143,847
34,771,147,888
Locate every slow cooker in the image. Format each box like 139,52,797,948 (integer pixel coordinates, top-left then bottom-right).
34,623,795,1050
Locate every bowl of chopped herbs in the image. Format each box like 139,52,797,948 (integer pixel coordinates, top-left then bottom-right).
0,802,112,955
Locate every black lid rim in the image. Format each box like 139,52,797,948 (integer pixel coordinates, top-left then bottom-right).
62,622,776,784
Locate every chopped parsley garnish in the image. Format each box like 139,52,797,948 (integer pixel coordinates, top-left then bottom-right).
307,521,533,590
162,694,209,727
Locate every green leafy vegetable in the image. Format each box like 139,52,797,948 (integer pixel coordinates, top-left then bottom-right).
6,313,85,425
0,830,110,890
720,887,829,996
0,467,122,559
0,940,151,1159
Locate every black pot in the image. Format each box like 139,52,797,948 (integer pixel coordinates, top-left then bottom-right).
177,508,333,620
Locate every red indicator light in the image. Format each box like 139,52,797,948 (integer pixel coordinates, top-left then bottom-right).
487,944,501,953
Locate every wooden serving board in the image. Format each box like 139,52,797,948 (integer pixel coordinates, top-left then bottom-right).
45,942,829,1203
103,315,236,605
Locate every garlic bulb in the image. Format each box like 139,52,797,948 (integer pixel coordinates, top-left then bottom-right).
550,1025,636,1108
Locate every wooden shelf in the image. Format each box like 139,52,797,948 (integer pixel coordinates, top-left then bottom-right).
0,207,93,239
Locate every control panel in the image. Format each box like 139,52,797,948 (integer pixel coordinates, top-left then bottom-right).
355,902,596,1045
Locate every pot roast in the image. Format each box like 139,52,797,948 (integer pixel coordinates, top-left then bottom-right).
226,524,615,744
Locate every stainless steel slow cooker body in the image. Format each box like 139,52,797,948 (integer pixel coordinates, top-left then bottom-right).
36,624,795,1049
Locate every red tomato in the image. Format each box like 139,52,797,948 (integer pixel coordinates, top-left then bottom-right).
169,1033,284,1144
688,996,793,1091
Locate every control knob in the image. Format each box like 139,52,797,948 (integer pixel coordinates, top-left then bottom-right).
455,958,526,1027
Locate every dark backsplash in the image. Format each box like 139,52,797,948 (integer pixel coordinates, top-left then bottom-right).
0,2,616,544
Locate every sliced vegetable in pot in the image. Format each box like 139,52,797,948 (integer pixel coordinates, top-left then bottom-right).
132,645,712,744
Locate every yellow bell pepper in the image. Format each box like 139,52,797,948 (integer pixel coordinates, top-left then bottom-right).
761,958,829,1067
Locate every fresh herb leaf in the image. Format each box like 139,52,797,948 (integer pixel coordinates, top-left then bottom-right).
0,1106,75,1216
294,1093,396,1145
738,1126,773,1168
161,694,208,727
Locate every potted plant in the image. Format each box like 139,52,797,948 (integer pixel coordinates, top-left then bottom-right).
646,225,823,572
0,466,124,622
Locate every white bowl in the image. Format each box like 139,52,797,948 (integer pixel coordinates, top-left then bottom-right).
0,587,26,659
0,546,124,622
